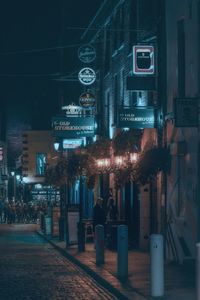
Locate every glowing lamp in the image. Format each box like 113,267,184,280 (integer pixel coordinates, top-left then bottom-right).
54,142,60,151
130,152,138,163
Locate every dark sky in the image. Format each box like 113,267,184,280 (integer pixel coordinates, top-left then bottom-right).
0,0,102,108
0,0,102,166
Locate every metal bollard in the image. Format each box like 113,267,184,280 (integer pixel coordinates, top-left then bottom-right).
150,234,164,297
117,225,128,279
196,243,200,299
95,225,105,265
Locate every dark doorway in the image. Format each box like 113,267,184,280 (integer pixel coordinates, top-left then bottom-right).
124,182,140,248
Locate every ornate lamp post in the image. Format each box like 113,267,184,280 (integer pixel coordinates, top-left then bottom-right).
53,140,67,241
11,171,16,202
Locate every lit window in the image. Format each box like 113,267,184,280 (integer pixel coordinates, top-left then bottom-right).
36,153,47,175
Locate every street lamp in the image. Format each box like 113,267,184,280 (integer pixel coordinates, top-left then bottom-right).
129,152,139,163
11,171,16,201
53,140,67,241
54,142,60,151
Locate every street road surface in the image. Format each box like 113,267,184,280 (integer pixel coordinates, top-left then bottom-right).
0,224,118,300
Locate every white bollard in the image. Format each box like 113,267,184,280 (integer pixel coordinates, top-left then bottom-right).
117,225,128,279
45,216,51,235
95,225,105,265
196,243,200,299
150,234,164,297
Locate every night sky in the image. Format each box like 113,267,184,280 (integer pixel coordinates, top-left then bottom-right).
0,0,102,166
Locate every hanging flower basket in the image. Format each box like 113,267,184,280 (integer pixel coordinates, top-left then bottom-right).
45,158,68,187
112,129,142,155
86,137,111,159
66,153,91,184
134,147,170,185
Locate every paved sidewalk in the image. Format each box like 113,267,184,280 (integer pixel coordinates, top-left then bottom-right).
38,231,195,300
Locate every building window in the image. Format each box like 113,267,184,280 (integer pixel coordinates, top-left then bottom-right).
36,153,47,176
177,19,185,97
130,91,137,107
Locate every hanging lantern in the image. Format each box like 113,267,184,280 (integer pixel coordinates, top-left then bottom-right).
129,152,138,163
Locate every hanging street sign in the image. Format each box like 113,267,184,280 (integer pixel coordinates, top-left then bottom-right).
52,115,96,138
118,108,156,129
78,44,96,63
133,45,154,75
79,92,96,108
62,139,83,149
174,98,199,127
78,67,96,85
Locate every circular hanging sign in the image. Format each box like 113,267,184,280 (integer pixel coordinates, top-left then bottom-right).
78,44,96,63
79,92,96,108
78,67,96,85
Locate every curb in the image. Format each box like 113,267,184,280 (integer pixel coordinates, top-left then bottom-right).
37,231,146,300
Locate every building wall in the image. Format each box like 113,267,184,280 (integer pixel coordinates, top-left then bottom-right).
165,0,200,262
22,130,57,184
82,0,162,250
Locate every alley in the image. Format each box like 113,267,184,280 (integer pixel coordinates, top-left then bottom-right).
0,224,118,300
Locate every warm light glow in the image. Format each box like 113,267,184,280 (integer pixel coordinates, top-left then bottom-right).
130,152,138,163
96,158,111,168
114,156,124,166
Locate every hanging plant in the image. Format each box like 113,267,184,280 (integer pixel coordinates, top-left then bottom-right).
66,153,90,184
86,137,111,159
86,174,96,190
112,129,142,155
134,146,170,185
45,158,68,187
114,167,132,190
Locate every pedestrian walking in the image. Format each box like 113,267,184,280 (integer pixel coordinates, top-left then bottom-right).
107,197,118,221
92,197,106,232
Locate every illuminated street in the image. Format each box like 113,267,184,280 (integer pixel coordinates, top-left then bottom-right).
0,224,118,300
0,1,199,299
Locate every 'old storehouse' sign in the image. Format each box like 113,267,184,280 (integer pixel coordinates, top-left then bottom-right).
118,108,156,129
52,116,95,138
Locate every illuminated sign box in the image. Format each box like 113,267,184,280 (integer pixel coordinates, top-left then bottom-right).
133,45,154,75
52,116,95,138
62,139,83,149
118,108,156,129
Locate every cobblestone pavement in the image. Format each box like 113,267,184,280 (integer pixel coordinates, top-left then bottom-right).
0,224,119,300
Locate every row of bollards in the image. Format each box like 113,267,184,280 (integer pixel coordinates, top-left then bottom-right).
95,225,164,298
